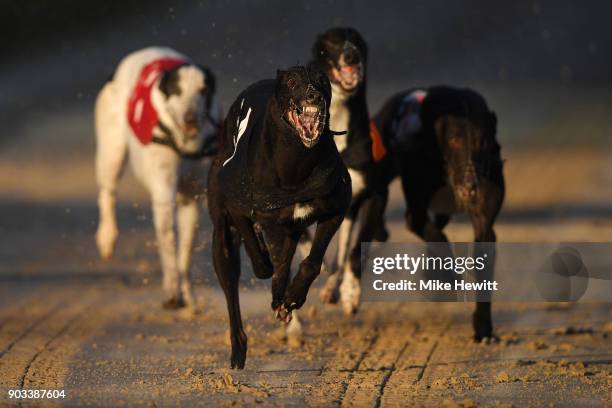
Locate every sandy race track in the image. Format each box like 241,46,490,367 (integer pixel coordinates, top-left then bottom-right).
0,144,611,407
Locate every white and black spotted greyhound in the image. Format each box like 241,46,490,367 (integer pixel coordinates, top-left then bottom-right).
95,46,222,309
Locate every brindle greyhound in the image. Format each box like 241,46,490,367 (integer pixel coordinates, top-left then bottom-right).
207,66,351,368
373,86,505,341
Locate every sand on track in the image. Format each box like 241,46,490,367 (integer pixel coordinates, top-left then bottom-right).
1,149,611,407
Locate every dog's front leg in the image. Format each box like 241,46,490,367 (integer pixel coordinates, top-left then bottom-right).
152,199,182,309
471,210,497,342
340,193,388,315
285,214,344,311
176,192,198,308
320,201,359,304
265,227,300,322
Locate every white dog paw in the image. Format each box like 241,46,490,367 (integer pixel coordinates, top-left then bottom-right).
180,282,196,309
286,313,304,348
320,273,341,304
340,271,361,316
95,225,118,260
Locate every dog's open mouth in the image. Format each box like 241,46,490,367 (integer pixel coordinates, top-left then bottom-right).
287,103,325,148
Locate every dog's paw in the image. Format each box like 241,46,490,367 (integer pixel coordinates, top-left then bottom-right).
475,334,500,344
274,305,293,323
95,225,118,260
285,312,304,348
373,224,389,242
320,274,341,304
230,346,247,369
283,293,306,314
180,281,196,309
339,272,361,316
162,296,186,310
472,312,495,342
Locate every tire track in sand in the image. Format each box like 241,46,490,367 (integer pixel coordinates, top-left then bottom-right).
0,285,108,395
341,323,414,408
305,305,451,407
378,321,451,406
304,315,380,406
0,286,73,362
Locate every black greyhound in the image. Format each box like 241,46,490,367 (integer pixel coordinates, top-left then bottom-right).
207,66,351,368
306,27,388,315
373,86,505,341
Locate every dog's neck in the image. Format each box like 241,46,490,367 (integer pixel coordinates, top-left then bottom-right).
329,82,354,152
330,82,353,105
253,97,327,189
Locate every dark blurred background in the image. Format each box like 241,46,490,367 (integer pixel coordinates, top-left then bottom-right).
2,0,611,150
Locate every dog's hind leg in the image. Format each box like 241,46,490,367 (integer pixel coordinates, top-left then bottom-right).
176,192,198,308
95,82,127,260
212,212,246,369
231,215,274,279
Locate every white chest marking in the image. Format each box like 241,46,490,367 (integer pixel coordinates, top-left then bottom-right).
348,168,366,198
293,203,314,220
330,85,350,153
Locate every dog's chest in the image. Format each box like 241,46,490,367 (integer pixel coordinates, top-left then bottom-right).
292,203,315,221
348,168,366,198
330,93,350,153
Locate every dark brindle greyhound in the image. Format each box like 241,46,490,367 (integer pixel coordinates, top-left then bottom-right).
373,86,505,341
304,27,388,315
207,66,351,368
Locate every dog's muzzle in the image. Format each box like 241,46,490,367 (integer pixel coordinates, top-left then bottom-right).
336,63,362,91
286,91,326,148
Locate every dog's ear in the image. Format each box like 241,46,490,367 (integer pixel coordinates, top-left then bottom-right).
311,34,326,61
307,63,331,103
487,111,498,138
344,27,368,63
197,65,216,108
159,68,182,98
197,65,216,95
276,69,287,80
489,111,498,130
